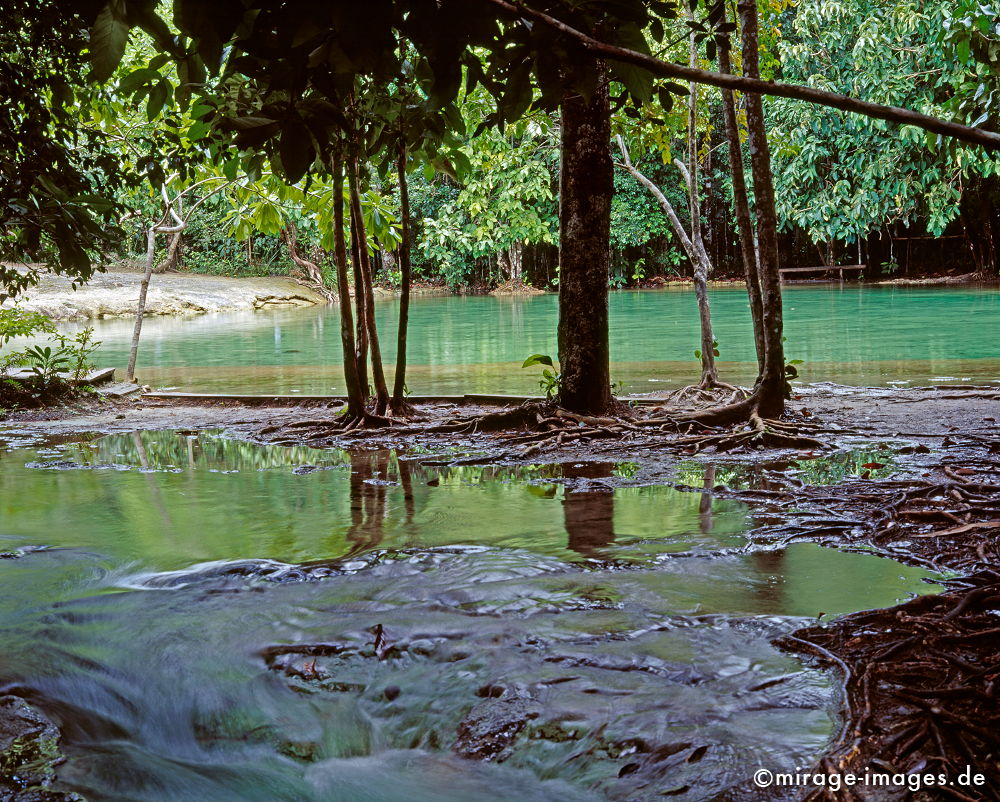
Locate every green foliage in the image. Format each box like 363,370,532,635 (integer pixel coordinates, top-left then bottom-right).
522,353,560,399
940,1,1000,129
54,327,101,382
413,103,558,288
770,0,1000,247
21,344,71,384
1,0,125,298
0,308,54,346
694,340,720,360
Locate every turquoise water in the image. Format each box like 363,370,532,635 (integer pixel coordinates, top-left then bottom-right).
0,431,941,800
33,284,1000,393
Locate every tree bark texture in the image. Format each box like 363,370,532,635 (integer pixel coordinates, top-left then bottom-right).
739,0,785,417
718,22,765,375
349,199,370,398
348,157,390,415
391,145,413,410
557,63,613,415
331,153,366,419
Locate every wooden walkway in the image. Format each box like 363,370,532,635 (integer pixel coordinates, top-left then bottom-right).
779,264,865,282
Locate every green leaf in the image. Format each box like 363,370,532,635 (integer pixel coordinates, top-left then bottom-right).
607,22,655,103
117,68,159,96
279,118,315,184
146,81,170,121
90,0,130,82
522,353,553,368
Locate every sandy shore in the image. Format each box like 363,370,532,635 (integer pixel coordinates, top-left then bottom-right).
2,265,327,321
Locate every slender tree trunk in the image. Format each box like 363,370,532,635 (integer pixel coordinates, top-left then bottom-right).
739,0,786,417
349,199,370,397
155,230,182,273
391,145,413,411
126,226,158,383
348,157,390,415
718,37,765,375
128,191,185,383
558,62,613,415
280,222,335,302
616,138,718,387
684,18,718,388
331,154,366,419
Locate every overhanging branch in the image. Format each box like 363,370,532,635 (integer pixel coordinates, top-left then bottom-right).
482,0,1000,151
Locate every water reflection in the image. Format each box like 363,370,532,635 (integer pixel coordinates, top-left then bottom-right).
0,431,947,802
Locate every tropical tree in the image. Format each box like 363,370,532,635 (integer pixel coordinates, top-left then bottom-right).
769,0,1000,267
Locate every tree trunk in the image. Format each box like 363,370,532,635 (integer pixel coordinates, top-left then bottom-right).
718,36,765,375
349,199,370,397
331,153,366,419
348,157,390,415
558,62,613,415
391,144,413,411
739,0,786,417
616,137,718,387
280,222,335,302
126,226,158,383
154,230,182,273
683,18,718,388
154,194,183,273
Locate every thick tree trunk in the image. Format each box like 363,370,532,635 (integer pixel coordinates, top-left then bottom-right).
558,63,613,415
348,157,390,416
739,0,786,417
349,200,370,397
391,145,413,411
331,153,366,419
718,23,765,375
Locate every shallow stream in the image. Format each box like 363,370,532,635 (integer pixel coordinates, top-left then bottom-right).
0,431,942,800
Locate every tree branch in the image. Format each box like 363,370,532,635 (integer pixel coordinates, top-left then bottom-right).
482,0,1000,151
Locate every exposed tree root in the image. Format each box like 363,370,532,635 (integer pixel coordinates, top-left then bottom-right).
662,381,747,411
669,412,829,453
779,573,1000,802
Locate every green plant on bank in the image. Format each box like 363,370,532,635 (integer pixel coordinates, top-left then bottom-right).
631,257,647,284
22,344,71,385
522,353,561,400
55,327,101,381
880,259,900,275
784,359,805,398
694,340,720,361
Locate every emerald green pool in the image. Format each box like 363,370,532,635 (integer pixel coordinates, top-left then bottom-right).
0,431,941,801
55,284,1000,394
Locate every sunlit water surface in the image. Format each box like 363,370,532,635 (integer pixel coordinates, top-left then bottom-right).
0,431,942,801
35,284,1000,395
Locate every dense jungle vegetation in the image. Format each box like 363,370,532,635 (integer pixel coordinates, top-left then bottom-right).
4,0,998,296
2,0,999,420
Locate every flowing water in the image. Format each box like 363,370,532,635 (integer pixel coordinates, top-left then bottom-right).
48,284,1000,395
0,431,942,800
